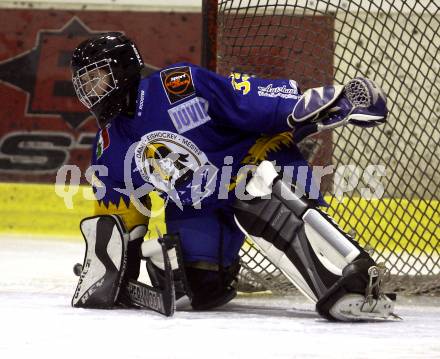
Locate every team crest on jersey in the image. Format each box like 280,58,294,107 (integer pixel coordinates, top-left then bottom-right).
135,131,218,202
160,66,196,104
96,127,110,159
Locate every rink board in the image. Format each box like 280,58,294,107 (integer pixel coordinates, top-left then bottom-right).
0,182,438,255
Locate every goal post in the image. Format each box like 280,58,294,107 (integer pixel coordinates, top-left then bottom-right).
202,0,440,295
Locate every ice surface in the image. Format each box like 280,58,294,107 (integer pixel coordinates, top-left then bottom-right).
1,237,439,359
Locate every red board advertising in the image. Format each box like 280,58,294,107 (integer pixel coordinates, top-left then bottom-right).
0,9,201,183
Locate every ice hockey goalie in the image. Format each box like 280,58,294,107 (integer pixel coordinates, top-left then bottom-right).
69,32,397,321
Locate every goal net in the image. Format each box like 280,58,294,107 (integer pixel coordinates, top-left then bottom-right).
208,0,440,295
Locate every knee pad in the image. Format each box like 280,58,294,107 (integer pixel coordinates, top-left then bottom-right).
185,261,240,310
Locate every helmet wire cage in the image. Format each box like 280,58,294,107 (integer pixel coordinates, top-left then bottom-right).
72,59,117,109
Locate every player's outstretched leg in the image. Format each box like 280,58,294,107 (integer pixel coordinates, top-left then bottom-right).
233,161,398,321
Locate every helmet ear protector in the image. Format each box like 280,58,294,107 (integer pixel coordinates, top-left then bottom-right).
71,32,144,128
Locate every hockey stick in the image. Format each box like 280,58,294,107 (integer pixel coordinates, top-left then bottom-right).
73,234,176,317
121,234,176,316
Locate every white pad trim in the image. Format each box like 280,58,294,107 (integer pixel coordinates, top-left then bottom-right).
303,209,360,276
129,225,147,241
253,235,318,302
245,160,278,197
292,84,344,122
141,239,179,270
347,113,385,122
107,225,124,270
234,215,318,303
141,238,163,257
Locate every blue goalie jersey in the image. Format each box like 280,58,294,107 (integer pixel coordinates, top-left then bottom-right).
91,62,321,265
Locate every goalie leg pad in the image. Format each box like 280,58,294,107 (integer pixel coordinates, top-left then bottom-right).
72,215,128,308
234,161,397,321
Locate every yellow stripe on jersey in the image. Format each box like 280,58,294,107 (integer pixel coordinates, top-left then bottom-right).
94,196,149,231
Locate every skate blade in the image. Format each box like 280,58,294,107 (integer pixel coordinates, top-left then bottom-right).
329,293,402,322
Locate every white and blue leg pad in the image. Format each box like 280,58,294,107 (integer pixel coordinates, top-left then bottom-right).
234,161,397,321
72,215,128,308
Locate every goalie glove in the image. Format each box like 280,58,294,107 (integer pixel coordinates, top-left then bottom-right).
288,77,388,142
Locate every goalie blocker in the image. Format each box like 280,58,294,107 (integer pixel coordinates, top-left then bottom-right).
234,161,398,321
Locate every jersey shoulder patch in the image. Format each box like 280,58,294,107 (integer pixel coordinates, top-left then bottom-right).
160,65,196,104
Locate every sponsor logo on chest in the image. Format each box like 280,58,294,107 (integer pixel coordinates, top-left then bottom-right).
257,80,299,99
160,66,196,104
168,97,211,134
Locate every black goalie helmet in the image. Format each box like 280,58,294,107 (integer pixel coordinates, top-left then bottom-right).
71,32,144,128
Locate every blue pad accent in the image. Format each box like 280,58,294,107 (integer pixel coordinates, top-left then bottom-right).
292,85,344,122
